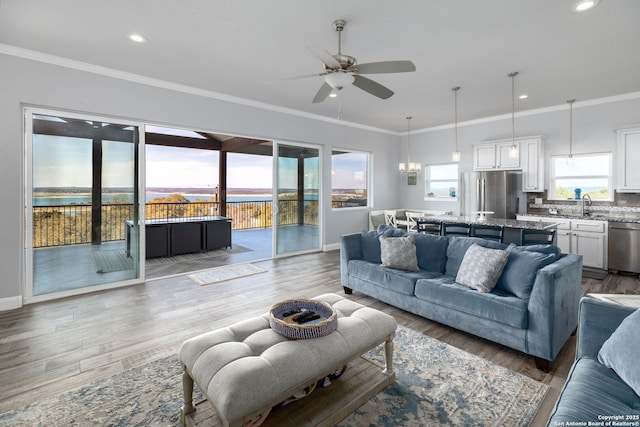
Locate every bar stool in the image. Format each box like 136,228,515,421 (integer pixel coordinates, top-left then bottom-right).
441,222,471,237
416,219,442,235
520,228,556,245
470,224,505,242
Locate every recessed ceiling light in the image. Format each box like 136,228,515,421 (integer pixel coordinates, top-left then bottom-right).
128,33,147,43
519,94,529,100
571,0,600,12
329,93,338,98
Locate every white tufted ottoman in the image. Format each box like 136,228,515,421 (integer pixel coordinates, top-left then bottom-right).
179,293,397,427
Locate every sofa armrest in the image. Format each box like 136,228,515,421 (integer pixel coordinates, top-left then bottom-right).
340,233,363,285
526,253,583,361
576,297,637,360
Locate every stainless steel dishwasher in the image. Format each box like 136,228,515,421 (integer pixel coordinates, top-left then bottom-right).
608,222,640,274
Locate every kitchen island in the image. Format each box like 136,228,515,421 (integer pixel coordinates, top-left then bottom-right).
425,215,560,245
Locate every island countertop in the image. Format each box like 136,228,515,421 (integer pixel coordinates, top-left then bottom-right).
427,215,560,230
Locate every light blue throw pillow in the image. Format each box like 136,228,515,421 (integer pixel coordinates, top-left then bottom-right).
496,246,558,299
598,308,640,396
455,243,509,293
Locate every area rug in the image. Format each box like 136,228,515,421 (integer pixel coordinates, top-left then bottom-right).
146,244,252,266
186,262,267,285
0,326,548,427
91,249,133,273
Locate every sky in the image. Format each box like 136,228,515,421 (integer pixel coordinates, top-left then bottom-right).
33,135,365,191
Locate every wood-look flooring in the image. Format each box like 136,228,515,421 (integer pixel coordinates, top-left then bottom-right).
1,250,638,426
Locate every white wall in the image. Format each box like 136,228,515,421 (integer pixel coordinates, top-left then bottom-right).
0,53,403,302
400,96,640,211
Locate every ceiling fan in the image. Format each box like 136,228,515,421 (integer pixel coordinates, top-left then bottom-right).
286,19,416,103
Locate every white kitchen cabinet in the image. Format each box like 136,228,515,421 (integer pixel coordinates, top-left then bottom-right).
496,142,520,169
474,144,497,169
616,127,640,192
473,140,519,170
572,232,606,269
520,137,545,192
515,216,607,268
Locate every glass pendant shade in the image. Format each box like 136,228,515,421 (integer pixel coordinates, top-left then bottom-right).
452,150,461,162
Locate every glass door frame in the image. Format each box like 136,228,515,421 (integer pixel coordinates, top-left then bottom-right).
272,140,322,257
23,107,146,304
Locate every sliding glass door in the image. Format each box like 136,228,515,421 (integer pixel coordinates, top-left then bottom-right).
273,142,321,255
25,108,143,302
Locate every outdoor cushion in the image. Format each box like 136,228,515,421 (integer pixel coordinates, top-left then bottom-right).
598,308,640,396
455,243,509,293
347,259,440,296
497,246,558,299
380,235,419,272
414,276,529,328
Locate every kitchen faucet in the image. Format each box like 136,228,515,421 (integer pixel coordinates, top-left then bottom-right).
581,193,592,216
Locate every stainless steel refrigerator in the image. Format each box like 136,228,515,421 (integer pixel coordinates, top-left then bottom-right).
460,171,525,219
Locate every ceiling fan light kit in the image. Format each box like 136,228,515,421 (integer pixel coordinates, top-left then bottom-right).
303,19,416,104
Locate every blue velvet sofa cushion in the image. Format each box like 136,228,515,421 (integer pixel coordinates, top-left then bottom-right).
445,237,510,277
347,259,441,296
412,232,449,273
361,225,405,263
548,356,640,423
598,308,640,396
414,275,529,328
496,246,558,299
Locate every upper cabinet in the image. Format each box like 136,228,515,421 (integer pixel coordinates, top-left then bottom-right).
473,141,519,170
520,137,545,192
473,136,545,192
616,127,640,192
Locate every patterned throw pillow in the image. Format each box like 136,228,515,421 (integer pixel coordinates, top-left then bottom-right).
456,243,509,293
379,235,420,272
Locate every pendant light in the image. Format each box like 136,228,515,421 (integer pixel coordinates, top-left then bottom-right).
508,72,519,158
399,116,420,174
567,99,576,160
451,86,461,162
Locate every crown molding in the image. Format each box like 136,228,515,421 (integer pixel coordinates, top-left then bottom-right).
0,43,397,136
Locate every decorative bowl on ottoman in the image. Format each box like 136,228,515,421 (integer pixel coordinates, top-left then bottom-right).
269,298,337,339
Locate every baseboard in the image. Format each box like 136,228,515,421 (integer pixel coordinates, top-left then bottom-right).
0,295,22,311
323,243,340,252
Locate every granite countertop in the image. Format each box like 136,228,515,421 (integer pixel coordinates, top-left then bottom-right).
429,216,556,230
521,213,640,224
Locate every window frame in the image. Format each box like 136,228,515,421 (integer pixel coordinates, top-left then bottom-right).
548,152,613,201
424,162,459,202
330,148,371,210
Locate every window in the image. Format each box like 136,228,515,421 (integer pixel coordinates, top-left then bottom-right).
549,153,612,200
425,163,458,200
331,149,369,208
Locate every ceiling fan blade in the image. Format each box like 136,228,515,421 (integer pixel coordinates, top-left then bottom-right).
312,82,333,103
263,73,323,84
352,75,394,99
308,47,342,69
352,60,416,74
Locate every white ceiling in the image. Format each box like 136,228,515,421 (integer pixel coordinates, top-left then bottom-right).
1,0,639,132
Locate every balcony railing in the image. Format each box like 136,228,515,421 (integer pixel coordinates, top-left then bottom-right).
32,199,318,248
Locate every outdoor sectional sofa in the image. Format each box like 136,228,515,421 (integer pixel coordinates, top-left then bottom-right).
340,224,583,370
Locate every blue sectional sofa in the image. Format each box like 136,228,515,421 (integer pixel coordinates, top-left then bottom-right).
340,225,583,370
547,297,640,425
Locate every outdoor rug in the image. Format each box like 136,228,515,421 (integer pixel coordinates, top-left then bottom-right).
0,326,548,427
91,249,133,273
146,244,251,266
186,262,267,286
